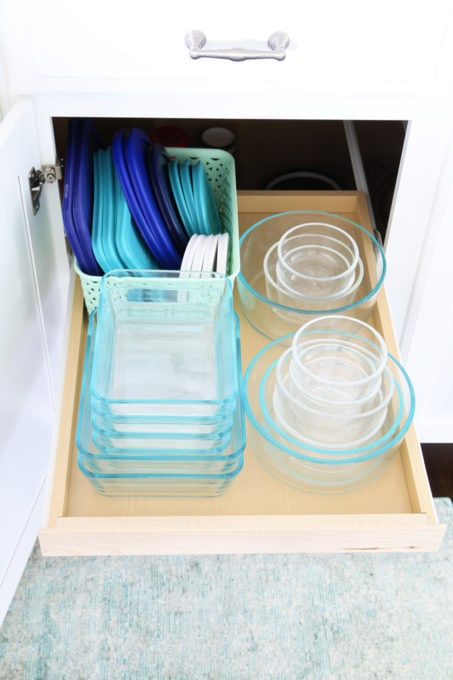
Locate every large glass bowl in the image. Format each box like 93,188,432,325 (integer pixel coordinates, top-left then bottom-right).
244,333,415,494
238,211,386,340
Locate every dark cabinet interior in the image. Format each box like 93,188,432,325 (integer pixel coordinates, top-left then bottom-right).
52,117,406,242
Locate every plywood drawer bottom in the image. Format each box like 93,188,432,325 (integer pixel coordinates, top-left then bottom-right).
39,192,446,555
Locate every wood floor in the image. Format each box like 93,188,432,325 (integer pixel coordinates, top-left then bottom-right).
421,444,453,500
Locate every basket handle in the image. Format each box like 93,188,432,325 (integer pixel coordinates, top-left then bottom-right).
185,30,290,62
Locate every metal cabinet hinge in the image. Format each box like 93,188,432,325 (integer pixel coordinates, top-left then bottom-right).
29,158,64,215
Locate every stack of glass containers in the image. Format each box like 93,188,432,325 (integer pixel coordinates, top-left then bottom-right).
76,269,245,496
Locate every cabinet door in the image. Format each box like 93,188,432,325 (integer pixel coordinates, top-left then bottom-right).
0,100,55,624
399,127,453,442
1,1,452,108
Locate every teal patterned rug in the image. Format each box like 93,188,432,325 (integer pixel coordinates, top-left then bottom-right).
1,498,452,680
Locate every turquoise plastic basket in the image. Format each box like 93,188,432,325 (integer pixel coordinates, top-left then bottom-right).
75,147,239,313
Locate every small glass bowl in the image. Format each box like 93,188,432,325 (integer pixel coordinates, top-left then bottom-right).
290,315,388,402
264,241,365,309
273,347,394,448
276,222,360,299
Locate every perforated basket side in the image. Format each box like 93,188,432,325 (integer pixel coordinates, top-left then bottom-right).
74,261,101,313
167,148,239,279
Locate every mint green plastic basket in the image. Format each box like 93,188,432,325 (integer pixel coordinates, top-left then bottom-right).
75,147,239,313
75,260,101,314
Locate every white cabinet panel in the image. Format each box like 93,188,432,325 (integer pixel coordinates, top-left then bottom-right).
400,126,453,442
1,1,452,103
0,99,70,394
0,100,55,624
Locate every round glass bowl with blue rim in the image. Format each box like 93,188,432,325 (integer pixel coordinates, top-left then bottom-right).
237,210,386,341
244,332,415,495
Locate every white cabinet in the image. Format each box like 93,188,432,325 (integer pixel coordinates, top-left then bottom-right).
1,1,452,624
0,100,61,622
398,127,453,441
1,0,453,102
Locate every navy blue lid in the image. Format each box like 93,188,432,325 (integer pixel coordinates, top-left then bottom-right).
72,119,102,274
122,128,181,269
62,119,102,275
146,142,189,254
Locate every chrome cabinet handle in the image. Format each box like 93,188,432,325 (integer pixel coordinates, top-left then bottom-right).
185,30,290,62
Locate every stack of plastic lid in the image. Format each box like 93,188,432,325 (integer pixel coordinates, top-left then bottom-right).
112,129,189,269
168,156,222,238
62,119,103,276
76,269,245,497
62,120,233,274
92,146,159,272
62,120,240,313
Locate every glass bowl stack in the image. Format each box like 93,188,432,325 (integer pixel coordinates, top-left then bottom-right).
76,269,245,497
244,315,415,494
238,211,386,340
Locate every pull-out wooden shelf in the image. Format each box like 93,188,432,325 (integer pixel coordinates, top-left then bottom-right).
39,192,446,555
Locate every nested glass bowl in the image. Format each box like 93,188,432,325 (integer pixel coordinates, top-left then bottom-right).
264,241,365,309
244,333,415,494
276,222,360,299
290,315,388,402
273,347,394,448
238,211,386,340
